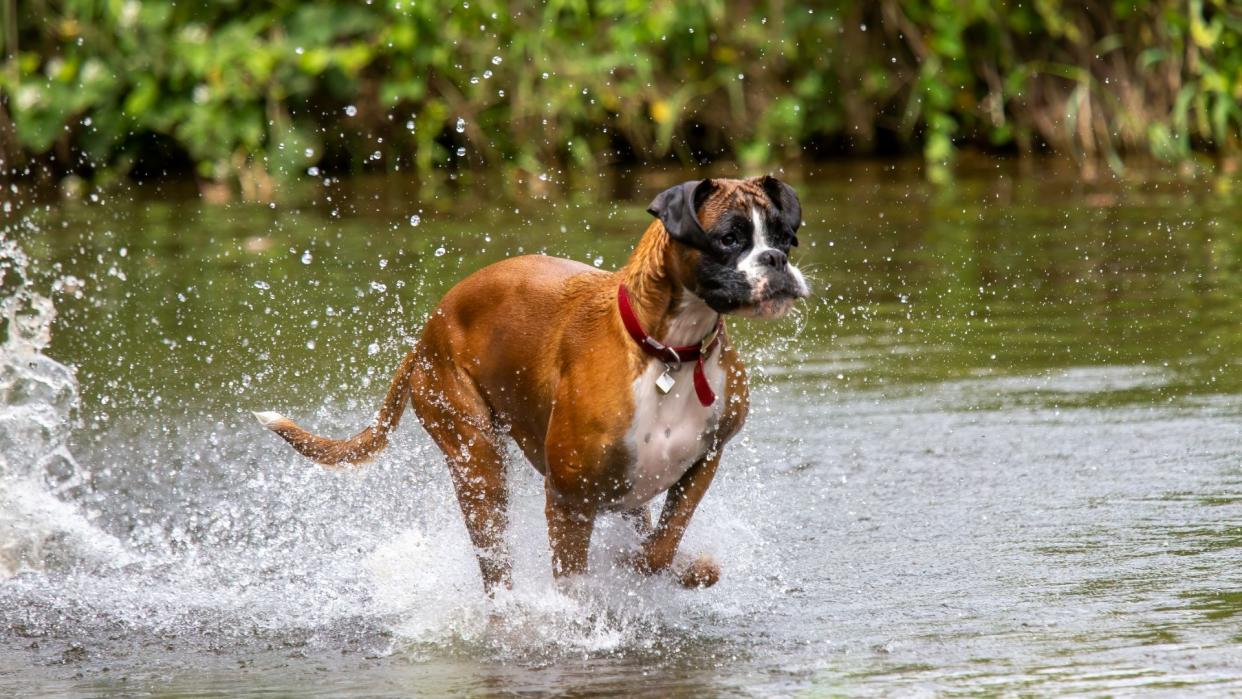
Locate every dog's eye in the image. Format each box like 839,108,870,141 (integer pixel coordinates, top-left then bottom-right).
719,233,738,248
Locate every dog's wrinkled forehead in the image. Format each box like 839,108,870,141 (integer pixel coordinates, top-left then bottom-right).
695,178,772,228
647,176,802,254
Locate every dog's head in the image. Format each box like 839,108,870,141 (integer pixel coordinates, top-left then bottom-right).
648,176,810,318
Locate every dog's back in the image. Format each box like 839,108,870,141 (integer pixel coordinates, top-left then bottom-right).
254,254,602,466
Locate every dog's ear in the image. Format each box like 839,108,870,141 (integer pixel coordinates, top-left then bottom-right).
647,179,715,248
761,175,802,245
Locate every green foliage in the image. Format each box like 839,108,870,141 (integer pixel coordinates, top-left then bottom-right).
4,0,1242,191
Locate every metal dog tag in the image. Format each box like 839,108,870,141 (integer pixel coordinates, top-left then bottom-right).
655,369,676,394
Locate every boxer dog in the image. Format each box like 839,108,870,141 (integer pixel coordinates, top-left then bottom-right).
254,176,808,591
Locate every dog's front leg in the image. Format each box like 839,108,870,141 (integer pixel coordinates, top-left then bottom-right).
635,450,723,588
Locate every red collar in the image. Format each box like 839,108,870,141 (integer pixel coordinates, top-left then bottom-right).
617,284,724,406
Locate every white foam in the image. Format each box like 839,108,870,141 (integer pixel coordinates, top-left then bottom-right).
0,477,133,578
360,461,772,658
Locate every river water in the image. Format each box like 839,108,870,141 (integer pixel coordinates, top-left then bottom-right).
2,162,1241,696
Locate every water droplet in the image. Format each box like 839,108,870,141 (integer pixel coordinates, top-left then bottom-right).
368,342,381,356
301,251,313,265
593,256,604,267
253,281,270,290
370,281,387,293
455,117,466,133
491,55,502,65
345,105,358,117
456,146,466,157
434,247,446,257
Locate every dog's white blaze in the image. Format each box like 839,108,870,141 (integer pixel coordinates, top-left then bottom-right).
736,208,773,283
619,295,724,510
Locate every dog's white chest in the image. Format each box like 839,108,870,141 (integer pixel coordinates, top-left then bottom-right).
619,355,724,510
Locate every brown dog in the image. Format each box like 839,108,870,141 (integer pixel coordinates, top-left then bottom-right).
254,177,808,592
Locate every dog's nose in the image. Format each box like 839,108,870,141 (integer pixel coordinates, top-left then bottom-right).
757,249,788,270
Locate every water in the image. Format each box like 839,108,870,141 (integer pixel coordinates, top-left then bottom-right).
2,161,1242,696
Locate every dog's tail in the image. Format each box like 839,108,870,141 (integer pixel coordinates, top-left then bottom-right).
253,350,419,467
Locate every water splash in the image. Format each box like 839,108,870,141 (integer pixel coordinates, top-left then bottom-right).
0,233,778,680
0,237,130,577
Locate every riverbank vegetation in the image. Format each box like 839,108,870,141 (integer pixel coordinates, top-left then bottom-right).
3,1,1242,196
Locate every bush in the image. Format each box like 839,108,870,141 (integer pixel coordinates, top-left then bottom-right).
3,0,1242,193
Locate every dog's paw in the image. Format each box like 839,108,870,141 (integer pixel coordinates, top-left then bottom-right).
675,555,720,589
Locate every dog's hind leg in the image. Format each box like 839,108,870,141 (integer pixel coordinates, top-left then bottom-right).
411,372,511,594
544,489,596,579
446,432,510,594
